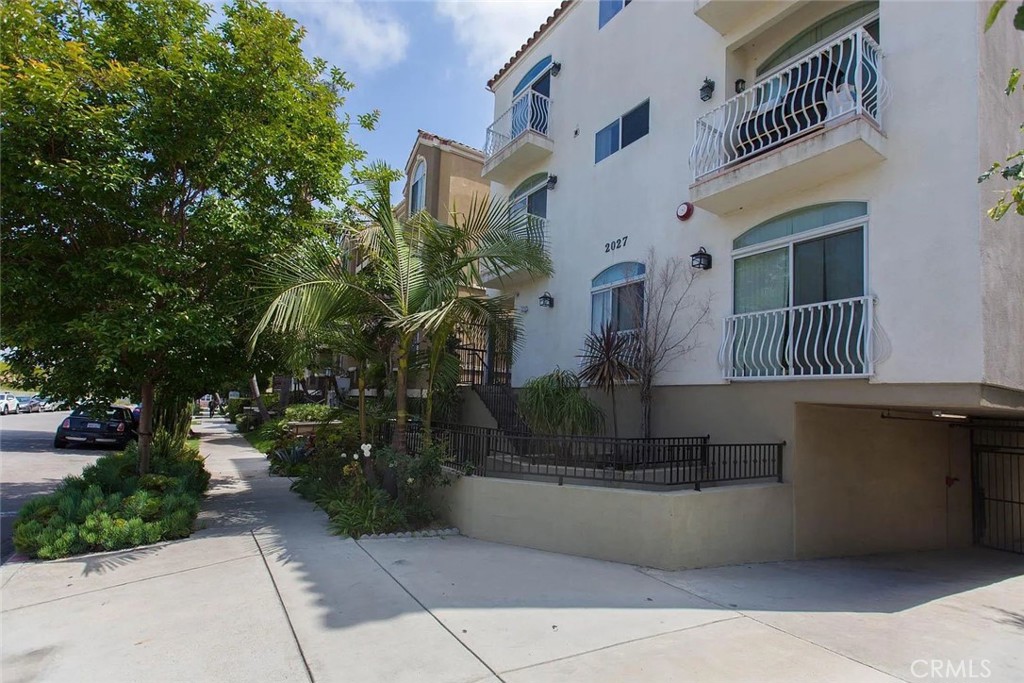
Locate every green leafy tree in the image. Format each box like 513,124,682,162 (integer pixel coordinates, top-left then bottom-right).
252,166,552,460
979,1,1024,220
1,0,370,472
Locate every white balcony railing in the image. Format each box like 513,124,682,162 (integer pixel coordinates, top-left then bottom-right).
718,296,875,380
479,214,548,283
484,91,551,159
690,27,889,181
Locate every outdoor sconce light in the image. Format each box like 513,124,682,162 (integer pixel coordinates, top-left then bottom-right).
551,61,562,77
324,367,334,377
538,291,555,308
546,174,558,190
735,78,746,93
700,78,715,102
690,247,713,270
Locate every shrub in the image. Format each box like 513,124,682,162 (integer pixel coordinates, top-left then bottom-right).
12,431,210,559
269,443,311,477
284,403,335,423
518,368,604,436
226,398,251,422
376,443,454,527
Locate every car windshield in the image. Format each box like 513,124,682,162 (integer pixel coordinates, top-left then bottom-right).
17,397,31,403
72,407,126,420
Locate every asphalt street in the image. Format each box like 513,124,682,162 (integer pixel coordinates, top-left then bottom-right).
0,411,103,562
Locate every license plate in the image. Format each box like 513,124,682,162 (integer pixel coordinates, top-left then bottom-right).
87,422,101,429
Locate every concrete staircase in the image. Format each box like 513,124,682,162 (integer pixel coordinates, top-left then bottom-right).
472,384,531,436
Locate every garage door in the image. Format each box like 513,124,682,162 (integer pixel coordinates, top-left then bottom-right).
972,426,1024,554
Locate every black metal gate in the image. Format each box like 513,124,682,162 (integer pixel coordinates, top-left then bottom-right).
971,425,1024,554
454,322,512,386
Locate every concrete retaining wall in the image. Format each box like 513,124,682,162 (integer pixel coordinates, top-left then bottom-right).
435,476,794,570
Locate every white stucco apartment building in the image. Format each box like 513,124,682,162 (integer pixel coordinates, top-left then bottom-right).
446,0,1024,566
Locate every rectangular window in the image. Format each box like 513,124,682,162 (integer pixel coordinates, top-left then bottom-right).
595,121,620,163
620,100,649,148
595,99,649,163
599,0,631,29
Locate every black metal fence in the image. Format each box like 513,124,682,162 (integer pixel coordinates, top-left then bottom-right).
382,422,783,490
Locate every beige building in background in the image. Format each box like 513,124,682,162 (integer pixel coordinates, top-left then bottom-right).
398,129,489,222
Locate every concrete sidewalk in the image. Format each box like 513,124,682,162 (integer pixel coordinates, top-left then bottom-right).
2,419,1022,682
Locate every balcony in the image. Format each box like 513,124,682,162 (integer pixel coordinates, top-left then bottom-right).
694,0,783,36
479,215,548,287
718,296,875,380
482,91,553,184
689,28,889,216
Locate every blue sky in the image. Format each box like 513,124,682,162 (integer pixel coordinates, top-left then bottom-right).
266,1,562,195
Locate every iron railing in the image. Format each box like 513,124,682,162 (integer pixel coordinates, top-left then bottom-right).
719,295,874,380
391,423,783,491
690,27,889,180
485,91,552,159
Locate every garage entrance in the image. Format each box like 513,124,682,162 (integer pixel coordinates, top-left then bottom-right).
971,425,1024,554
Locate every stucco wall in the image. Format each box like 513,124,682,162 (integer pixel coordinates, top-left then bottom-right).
977,1,1024,393
439,152,488,222
791,404,972,558
435,476,795,569
486,0,995,391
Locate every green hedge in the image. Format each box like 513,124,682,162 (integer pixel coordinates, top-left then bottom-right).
284,403,334,422
13,434,211,559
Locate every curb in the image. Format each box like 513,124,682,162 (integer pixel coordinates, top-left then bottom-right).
359,528,460,541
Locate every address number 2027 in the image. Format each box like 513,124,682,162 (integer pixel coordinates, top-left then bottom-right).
604,236,628,253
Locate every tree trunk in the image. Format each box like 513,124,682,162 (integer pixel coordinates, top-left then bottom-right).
250,374,270,421
640,376,652,439
609,382,619,440
137,381,155,475
357,371,367,443
392,337,410,454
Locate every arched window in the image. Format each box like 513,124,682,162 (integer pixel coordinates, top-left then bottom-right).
591,262,645,333
409,160,426,214
733,202,867,313
513,56,552,97
510,173,549,219
757,1,879,77
727,203,869,378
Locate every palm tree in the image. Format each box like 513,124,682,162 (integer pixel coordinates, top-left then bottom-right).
252,162,552,455
577,323,640,439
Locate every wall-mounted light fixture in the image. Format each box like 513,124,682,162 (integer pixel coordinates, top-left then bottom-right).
324,367,334,377
690,247,713,270
735,78,746,94
546,175,558,191
931,410,969,420
700,78,715,102
551,61,562,77
538,291,555,308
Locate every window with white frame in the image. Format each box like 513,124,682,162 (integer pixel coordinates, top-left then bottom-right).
599,0,632,29
727,202,870,378
409,160,426,214
595,99,649,163
591,262,645,333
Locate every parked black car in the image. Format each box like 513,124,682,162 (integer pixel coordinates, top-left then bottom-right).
54,406,137,449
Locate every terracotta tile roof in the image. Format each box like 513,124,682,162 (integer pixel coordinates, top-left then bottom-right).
487,0,575,91
415,129,485,158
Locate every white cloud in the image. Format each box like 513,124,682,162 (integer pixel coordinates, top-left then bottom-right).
435,0,563,76
272,1,410,73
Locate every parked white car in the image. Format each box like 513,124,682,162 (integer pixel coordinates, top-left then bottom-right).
0,392,21,415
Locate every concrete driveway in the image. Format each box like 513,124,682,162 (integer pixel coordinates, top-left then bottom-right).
2,420,1021,683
